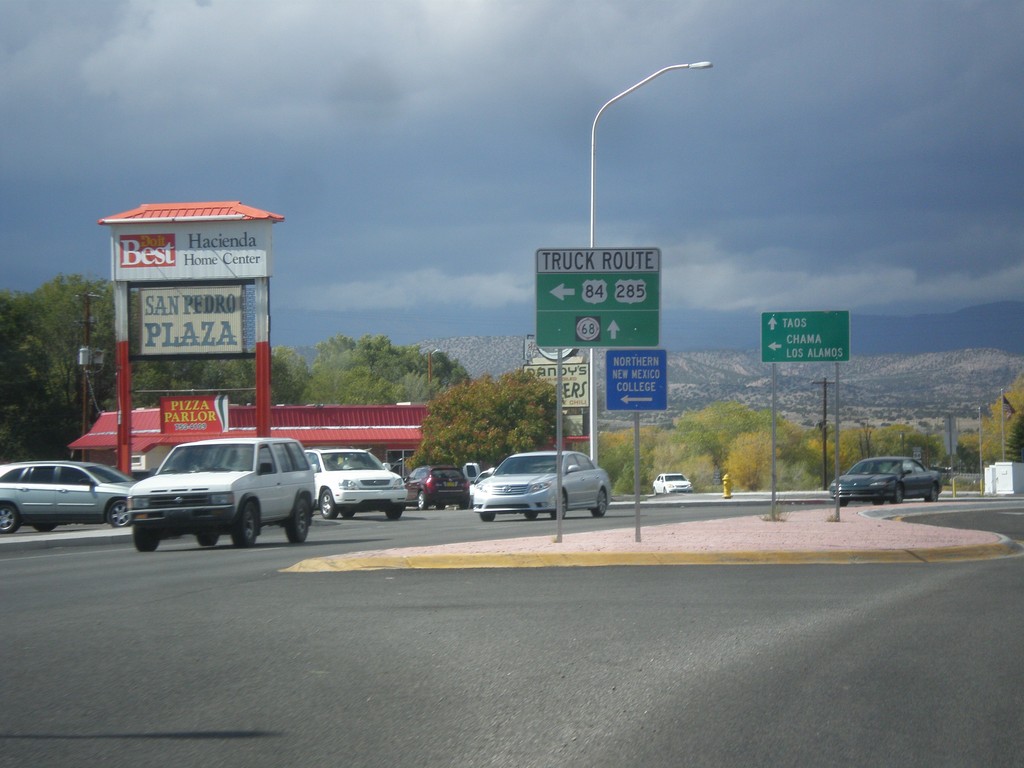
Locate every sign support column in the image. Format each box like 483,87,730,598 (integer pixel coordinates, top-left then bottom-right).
761,310,850,521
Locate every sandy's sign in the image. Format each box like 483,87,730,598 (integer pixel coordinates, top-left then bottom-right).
523,359,589,408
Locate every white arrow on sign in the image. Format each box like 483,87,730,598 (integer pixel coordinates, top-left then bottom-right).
621,395,653,403
608,320,620,339
550,283,575,301
768,316,778,330
768,342,782,351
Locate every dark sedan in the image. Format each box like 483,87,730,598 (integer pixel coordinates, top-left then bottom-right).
829,456,942,506
404,465,471,510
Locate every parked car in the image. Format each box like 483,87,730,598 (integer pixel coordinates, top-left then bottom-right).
306,448,406,520
829,456,942,506
653,472,693,494
469,466,495,505
404,465,471,510
129,437,314,551
0,461,135,534
472,450,610,522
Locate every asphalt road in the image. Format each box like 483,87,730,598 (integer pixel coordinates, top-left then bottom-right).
2,502,1023,767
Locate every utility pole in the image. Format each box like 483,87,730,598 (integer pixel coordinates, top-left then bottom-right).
820,378,829,490
80,292,94,457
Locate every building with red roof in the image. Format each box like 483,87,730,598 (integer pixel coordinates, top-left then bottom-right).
70,404,427,475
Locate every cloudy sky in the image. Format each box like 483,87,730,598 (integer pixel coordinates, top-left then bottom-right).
3,0,1022,351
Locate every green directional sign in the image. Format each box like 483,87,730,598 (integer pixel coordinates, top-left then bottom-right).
761,310,850,363
536,248,660,348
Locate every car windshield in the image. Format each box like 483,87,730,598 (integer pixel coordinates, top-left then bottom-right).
321,451,386,471
848,459,899,475
496,455,557,476
664,474,687,482
158,444,254,474
86,464,135,484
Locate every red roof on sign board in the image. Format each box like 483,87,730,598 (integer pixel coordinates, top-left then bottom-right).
68,404,426,452
98,201,284,224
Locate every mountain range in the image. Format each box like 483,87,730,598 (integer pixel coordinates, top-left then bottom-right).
415,302,1024,431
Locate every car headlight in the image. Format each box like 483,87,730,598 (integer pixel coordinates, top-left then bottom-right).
210,492,234,506
391,477,403,489
340,479,359,490
129,496,149,510
869,479,893,488
529,480,553,493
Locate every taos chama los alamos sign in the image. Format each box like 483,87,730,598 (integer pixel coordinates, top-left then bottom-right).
760,310,850,363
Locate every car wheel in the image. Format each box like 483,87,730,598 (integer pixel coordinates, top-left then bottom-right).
924,483,939,502
839,499,850,507
32,524,58,532
417,491,429,511
133,526,161,552
319,489,338,519
385,504,404,520
891,484,904,504
107,498,131,528
590,488,608,518
285,495,312,543
196,532,220,547
524,511,539,520
230,500,259,548
0,503,22,534
479,512,496,522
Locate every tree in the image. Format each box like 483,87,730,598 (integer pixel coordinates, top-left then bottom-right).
672,401,770,472
0,276,116,458
413,370,557,468
305,333,467,404
726,431,772,491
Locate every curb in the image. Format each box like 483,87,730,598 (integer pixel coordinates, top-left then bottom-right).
0,530,133,552
282,538,1023,572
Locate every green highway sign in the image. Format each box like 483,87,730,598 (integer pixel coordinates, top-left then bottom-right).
761,310,850,363
535,248,660,348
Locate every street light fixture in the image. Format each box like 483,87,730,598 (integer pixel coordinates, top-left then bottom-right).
587,62,712,464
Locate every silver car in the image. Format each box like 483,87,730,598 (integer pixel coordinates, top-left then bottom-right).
472,450,610,522
0,461,135,534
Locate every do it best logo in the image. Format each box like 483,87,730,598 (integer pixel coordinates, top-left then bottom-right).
119,233,176,268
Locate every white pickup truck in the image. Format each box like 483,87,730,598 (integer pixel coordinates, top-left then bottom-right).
128,437,314,552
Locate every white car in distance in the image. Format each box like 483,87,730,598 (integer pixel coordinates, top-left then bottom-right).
652,473,693,494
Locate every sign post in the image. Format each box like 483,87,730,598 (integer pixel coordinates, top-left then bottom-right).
761,311,850,521
606,349,668,542
537,248,661,542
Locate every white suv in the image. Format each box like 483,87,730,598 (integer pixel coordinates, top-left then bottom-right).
129,437,314,551
305,448,406,520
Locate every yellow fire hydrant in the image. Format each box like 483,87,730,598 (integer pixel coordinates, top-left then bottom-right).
722,473,732,499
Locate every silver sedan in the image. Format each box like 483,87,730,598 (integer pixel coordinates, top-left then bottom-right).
472,450,610,522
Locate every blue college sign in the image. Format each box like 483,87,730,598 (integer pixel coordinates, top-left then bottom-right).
605,349,667,411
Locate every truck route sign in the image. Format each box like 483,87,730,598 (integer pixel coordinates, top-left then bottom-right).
535,248,660,348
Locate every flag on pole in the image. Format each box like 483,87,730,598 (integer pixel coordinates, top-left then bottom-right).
1003,395,1015,418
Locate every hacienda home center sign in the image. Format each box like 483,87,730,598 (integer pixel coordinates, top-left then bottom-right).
112,222,272,281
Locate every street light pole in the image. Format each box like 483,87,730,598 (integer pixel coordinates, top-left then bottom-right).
587,62,712,464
